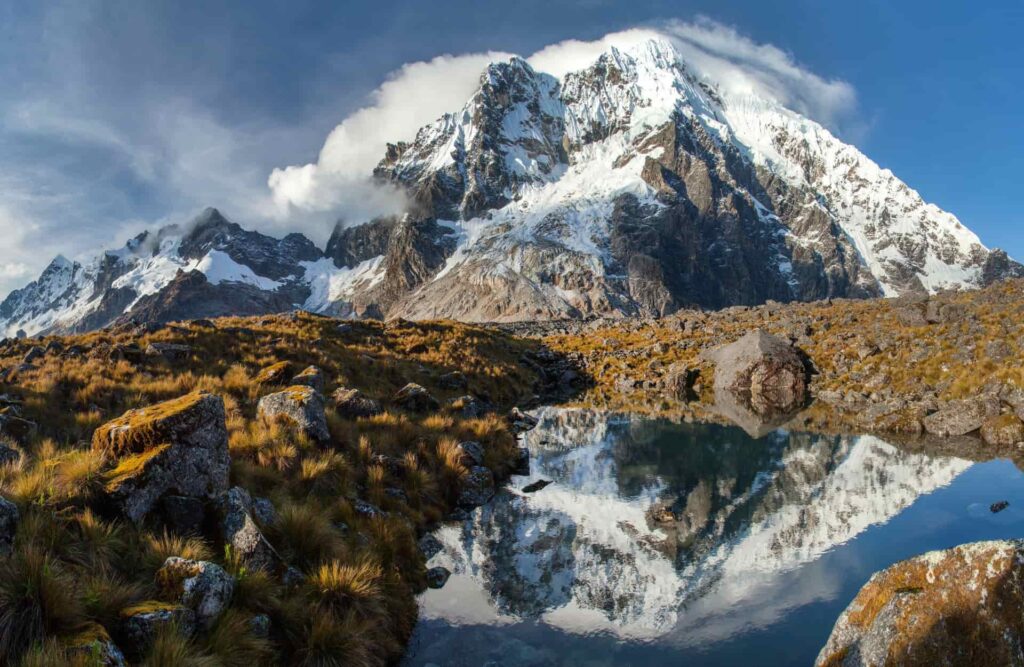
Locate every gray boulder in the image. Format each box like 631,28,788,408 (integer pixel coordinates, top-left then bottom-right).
455,441,485,468
332,387,383,419
394,383,440,413
508,407,538,434
94,392,230,524
145,342,192,362
662,362,698,400
707,330,807,414
981,414,1024,446
156,557,235,629
922,398,999,437
213,487,281,574
258,385,330,442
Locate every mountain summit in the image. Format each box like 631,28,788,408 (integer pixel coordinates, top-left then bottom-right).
2,38,1019,335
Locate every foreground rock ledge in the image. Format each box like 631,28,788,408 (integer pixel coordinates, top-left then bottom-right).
816,539,1024,666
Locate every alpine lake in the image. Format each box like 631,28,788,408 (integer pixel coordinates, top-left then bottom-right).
402,407,1024,666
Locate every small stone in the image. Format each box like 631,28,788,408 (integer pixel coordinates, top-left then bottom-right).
255,361,290,386
521,479,552,493
248,614,271,638
508,407,538,434
991,500,1010,514
0,441,21,467
426,566,451,589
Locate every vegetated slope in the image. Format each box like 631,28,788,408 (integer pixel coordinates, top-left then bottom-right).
0,312,545,665
3,38,1021,337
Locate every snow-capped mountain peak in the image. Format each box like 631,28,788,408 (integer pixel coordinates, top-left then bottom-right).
1,38,1019,334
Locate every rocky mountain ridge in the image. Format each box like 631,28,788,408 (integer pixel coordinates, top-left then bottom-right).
2,37,1020,336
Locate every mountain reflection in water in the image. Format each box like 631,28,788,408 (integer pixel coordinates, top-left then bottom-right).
406,409,1023,667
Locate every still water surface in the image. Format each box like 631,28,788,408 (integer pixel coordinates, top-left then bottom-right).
404,408,1024,667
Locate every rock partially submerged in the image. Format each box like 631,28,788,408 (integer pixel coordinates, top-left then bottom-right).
94,392,229,524
457,466,495,509
922,398,999,437
707,330,807,414
258,385,330,442
816,540,1024,666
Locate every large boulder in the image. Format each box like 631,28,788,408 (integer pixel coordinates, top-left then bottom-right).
156,557,235,629
816,540,1024,666
922,398,999,437
0,496,19,555
213,487,281,574
981,413,1024,446
393,383,440,413
94,392,229,524
257,385,330,442
332,387,383,419
707,330,807,414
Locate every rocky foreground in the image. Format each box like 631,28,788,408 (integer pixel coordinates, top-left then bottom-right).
0,313,552,665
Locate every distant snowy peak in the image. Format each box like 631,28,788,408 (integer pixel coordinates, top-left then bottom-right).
2,37,1020,333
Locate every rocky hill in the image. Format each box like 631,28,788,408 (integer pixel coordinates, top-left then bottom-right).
2,37,1020,337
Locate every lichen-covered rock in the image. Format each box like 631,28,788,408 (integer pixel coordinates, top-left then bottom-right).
708,330,807,414
156,557,235,628
426,566,451,589
95,392,229,524
213,486,281,574
0,495,19,555
145,342,192,362
457,465,495,509
394,383,440,413
291,365,324,393
258,385,330,442
332,387,383,419
119,602,197,659
981,413,1024,446
922,398,999,437
816,540,1024,667
64,623,127,666
255,361,290,385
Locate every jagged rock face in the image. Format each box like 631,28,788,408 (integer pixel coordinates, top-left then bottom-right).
1,38,1021,333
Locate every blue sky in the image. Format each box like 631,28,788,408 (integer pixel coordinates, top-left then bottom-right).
0,0,1021,295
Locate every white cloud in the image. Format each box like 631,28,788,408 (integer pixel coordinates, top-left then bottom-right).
270,19,857,216
268,51,511,220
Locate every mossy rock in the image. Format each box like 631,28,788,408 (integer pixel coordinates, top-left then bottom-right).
92,391,224,457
